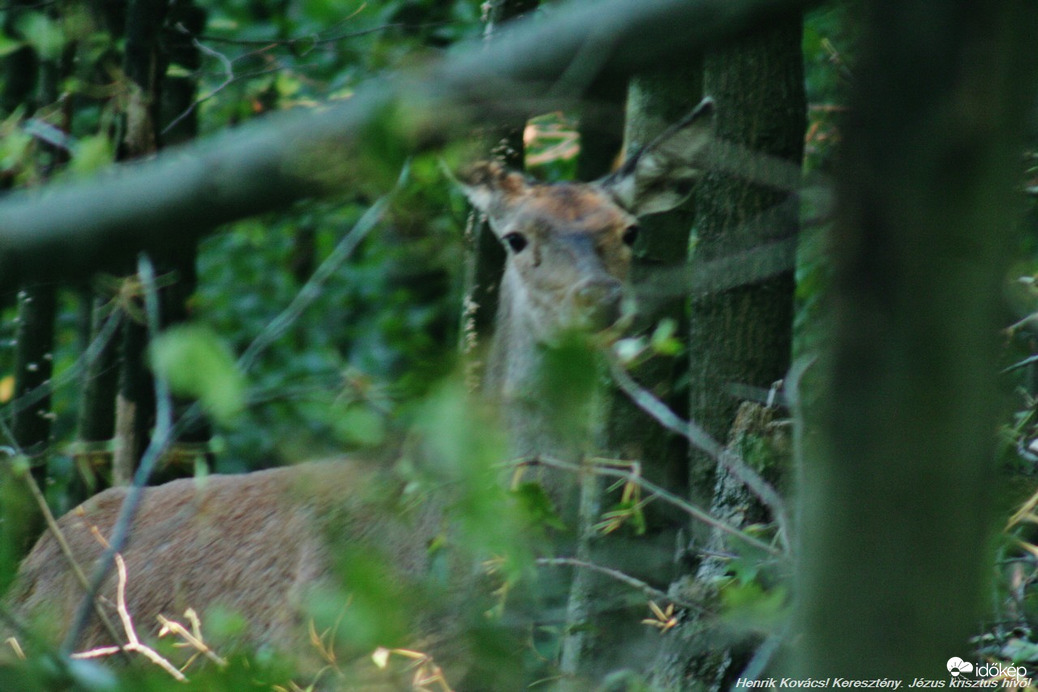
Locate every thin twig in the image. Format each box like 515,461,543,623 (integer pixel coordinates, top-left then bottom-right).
238,167,407,372
537,557,707,613
528,455,782,558
161,35,235,136
607,357,790,543
10,454,126,652
72,555,187,682
195,23,416,48
157,611,228,669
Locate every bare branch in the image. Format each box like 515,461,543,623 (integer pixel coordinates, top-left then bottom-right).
237,181,402,372
62,256,176,655
71,555,187,682
537,556,708,613
10,455,126,651
161,36,236,137
529,455,783,558
607,358,790,541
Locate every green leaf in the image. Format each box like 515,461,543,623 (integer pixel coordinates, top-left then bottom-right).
512,482,566,531
332,404,386,448
720,579,788,622
149,325,246,424
17,12,65,60
69,134,114,177
0,127,33,174
650,318,683,356
0,34,25,58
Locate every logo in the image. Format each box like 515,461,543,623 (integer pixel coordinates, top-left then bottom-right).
947,657,974,677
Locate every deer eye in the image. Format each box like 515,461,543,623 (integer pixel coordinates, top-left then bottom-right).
622,225,640,247
502,232,528,253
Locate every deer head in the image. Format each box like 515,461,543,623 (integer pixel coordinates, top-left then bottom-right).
460,96,716,345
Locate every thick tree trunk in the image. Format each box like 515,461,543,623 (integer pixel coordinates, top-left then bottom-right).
685,22,804,529
797,1,1038,679
653,16,804,689
609,69,703,498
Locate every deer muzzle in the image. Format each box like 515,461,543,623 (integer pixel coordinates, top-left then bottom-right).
570,277,624,330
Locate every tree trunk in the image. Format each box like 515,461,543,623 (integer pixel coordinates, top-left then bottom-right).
797,1,1038,679
575,76,626,182
73,295,120,499
6,283,57,551
70,0,131,502
111,0,213,486
610,69,703,502
3,2,75,552
567,68,703,683
154,0,211,482
653,16,805,689
0,0,37,116
459,0,538,389
685,21,804,529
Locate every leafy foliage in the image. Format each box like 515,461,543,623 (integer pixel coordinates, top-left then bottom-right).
3,0,1036,688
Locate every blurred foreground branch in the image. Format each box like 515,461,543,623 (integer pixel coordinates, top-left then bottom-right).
0,0,820,293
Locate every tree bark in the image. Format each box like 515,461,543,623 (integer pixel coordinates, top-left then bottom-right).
564,68,704,684
109,0,170,485
610,68,703,502
797,1,1038,679
685,22,804,529
653,16,804,689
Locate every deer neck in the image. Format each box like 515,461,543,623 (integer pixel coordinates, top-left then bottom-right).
484,266,602,466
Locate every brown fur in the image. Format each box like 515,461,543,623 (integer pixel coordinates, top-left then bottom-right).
6,461,437,665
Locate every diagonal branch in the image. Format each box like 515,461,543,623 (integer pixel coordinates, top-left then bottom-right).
607,357,790,543
61,255,176,655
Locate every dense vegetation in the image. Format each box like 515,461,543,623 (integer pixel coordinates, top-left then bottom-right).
0,0,1036,689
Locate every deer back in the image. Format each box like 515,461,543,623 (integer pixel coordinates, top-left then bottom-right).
4,461,444,667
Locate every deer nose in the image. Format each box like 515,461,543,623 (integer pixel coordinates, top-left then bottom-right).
571,277,624,328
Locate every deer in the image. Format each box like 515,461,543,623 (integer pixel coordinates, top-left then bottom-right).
1,97,716,686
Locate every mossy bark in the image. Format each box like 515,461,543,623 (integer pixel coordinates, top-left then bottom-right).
653,16,804,690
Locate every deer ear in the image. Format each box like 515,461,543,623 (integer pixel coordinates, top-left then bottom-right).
601,96,716,216
456,161,530,219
